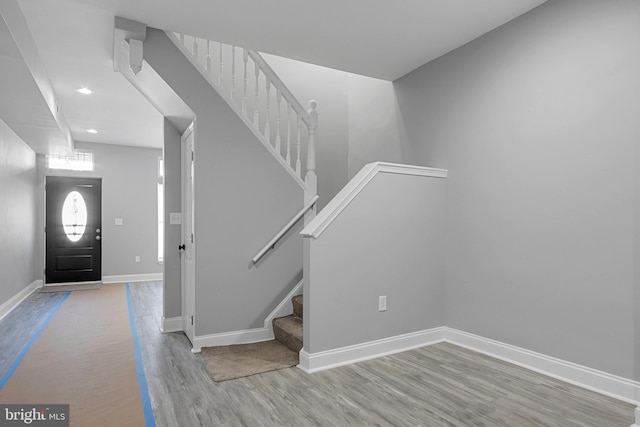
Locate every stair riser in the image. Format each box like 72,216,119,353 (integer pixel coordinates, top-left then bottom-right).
273,314,303,353
292,295,303,319
273,328,303,353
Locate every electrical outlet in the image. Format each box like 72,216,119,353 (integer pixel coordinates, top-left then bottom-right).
135,256,140,263
378,296,387,312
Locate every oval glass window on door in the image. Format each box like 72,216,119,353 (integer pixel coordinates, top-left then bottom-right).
62,191,87,242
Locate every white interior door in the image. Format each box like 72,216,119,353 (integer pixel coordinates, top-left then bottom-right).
181,124,196,344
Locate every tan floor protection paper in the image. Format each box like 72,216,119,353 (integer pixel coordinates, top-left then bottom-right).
0,283,145,427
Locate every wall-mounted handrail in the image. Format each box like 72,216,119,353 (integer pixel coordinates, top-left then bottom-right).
252,195,319,264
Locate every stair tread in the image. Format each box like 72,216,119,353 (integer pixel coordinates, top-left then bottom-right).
273,315,302,336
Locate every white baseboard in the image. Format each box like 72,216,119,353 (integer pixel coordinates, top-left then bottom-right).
192,327,272,352
444,328,640,406
297,326,640,406
160,316,182,333
298,327,446,373
102,273,163,284
0,280,43,322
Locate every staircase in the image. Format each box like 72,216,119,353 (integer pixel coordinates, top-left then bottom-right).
169,31,318,197
273,295,303,353
114,21,315,352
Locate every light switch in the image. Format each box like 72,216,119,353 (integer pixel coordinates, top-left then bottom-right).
115,218,123,226
169,212,182,225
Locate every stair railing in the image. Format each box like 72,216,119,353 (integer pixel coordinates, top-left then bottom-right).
252,195,319,264
168,32,318,205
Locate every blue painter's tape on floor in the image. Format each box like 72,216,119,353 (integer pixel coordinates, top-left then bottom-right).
126,283,157,427
0,291,71,390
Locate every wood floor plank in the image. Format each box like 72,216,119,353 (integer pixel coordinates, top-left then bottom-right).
1,281,635,426
125,281,635,427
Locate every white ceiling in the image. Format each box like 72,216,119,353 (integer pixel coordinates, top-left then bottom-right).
14,0,547,151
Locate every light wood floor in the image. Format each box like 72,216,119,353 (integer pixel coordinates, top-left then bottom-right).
1,282,636,426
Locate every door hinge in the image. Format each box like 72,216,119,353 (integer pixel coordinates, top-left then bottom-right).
191,151,194,161
191,233,194,243
190,315,194,326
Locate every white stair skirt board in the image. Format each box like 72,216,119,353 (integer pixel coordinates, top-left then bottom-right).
444,328,640,406
102,273,163,284
0,280,43,322
298,328,446,373
160,316,182,333
191,280,303,352
298,327,640,407
264,279,303,335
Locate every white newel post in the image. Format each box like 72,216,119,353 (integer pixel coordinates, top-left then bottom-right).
303,100,318,355
304,100,318,226
632,406,640,427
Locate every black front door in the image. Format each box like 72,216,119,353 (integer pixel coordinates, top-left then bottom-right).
45,176,102,284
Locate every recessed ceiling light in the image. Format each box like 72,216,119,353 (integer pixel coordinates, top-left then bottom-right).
77,87,93,95
86,129,98,134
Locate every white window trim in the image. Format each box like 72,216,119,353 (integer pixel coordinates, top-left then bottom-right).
46,150,95,172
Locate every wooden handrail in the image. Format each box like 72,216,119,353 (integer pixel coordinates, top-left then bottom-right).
252,195,319,264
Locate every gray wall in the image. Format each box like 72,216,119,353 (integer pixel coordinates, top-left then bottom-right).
264,56,414,189
163,119,182,319
40,141,163,279
346,74,409,178
395,0,639,378
306,172,446,352
145,29,305,335
0,118,38,306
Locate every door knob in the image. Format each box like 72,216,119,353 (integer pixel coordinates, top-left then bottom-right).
96,236,101,241
178,244,185,251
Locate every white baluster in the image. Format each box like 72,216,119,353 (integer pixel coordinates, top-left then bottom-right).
253,63,260,127
306,100,318,176
295,114,302,177
303,101,319,221
218,42,223,87
305,100,318,203
275,91,282,155
286,103,292,166
242,49,248,115
206,40,211,74
192,37,198,58
264,79,271,144
231,46,236,101
180,33,185,46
